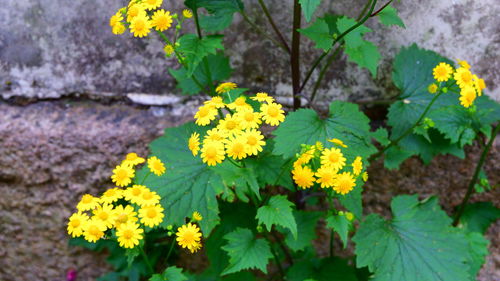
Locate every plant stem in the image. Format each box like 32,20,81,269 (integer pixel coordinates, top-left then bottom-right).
241,12,289,53
140,245,155,275
271,231,294,265
140,171,151,185
452,124,500,226
370,0,394,17
368,91,444,162
226,157,242,168
309,46,341,104
357,0,373,21
265,232,286,279
291,0,302,110
166,240,176,261
193,9,216,96
257,0,291,54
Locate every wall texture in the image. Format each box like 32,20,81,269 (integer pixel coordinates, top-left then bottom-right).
0,0,499,280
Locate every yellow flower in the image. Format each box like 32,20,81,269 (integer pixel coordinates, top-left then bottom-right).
183,9,193,19
292,166,315,189
204,96,225,109
328,138,347,148
215,82,237,94
315,166,337,188
164,44,174,56
192,211,203,221
428,83,438,94
151,9,172,31
293,151,314,169
143,0,163,10
194,105,218,126
236,108,261,130
188,132,201,156
138,204,164,227
432,62,453,82
362,171,368,182
454,67,474,89
260,102,285,126
201,141,225,166
137,189,161,207
176,223,202,253
77,194,100,212
111,164,135,187
333,172,356,195
217,114,243,135
113,205,138,228
109,12,123,27
116,222,144,249
227,96,251,111
320,148,346,171
457,59,470,69
124,185,148,204
225,135,248,160
352,156,363,176
67,212,90,237
127,4,146,22
250,92,275,103
242,129,265,156
204,128,228,143
459,86,476,108
345,212,354,221
472,75,484,96
112,23,126,35
83,219,107,243
123,152,145,166
148,156,166,176
315,141,324,151
130,14,151,38
92,203,115,229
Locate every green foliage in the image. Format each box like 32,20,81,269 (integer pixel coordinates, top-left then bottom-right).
377,5,405,27
298,18,333,52
212,161,261,202
338,183,363,218
256,195,297,238
195,0,245,32
150,267,187,281
464,232,490,277
221,228,272,275
326,213,351,248
299,0,322,22
286,257,358,281
177,34,224,76
169,53,232,95
283,211,322,251
273,101,376,160
353,195,488,281
460,202,500,234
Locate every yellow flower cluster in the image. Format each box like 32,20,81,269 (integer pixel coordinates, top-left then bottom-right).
176,222,203,253
67,153,166,249
431,60,486,108
188,83,285,166
291,139,366,195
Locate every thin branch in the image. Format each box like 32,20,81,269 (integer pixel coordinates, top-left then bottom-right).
241,12,289,53
291,0,302,109
257,0,291,54
370,0,394,17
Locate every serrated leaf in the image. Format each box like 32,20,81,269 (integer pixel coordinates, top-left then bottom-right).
212,162,261,201
299,0,322,22
338,183,363,218
298,18,333,51
353,195,473,281
464,232,490,277
283,211,322,251
371,128,390,146
139,123,222,234
221,228,272,275
169,53,232,95
126,247,140,267
344,40,381,77
256,195,297,239
198,0,244,32
273,101,376,160
336,16,372,48
377,5,405,27
177,34,224,76
460,202,500,234
326,214,351,248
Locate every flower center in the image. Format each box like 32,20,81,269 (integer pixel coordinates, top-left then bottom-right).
116,169,128,180
135,20,146,31
147,209,157,218
143,192,153,200
98,212,108,220
117,213,128,223
329,153,339,163
88,225,102,237
198,107,209,117
225,120,237,130
71,220,80,228
233,143,244,154
123,229,133,239
206,147,217,158
247,136,257,146
132,188,141,196
461,72,472,83
82,195,93,204
268,107,279,117
244,112,254,121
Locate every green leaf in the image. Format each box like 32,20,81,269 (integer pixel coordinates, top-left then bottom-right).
150,267,187,281
338,183,363,218
299,0,322,22
197,0,244,31
169,53,232,95
377,5,405,27
139,123,222,234
256,195,297,239
343,40,381,77
283,211,322,251
336,16,372,48
353,195,474,281
177,34,224,76
326,214,351,248
221,228,272,275
371,128,390,146
212,162,261,202
286,257,358,281
464,232,490,277
273,101,376,160
298,18,333,51
460,202,500,234
126,247,140,267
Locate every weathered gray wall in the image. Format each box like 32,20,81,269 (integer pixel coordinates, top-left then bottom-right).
1,0,500,280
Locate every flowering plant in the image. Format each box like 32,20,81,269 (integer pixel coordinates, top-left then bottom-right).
68,0,500,280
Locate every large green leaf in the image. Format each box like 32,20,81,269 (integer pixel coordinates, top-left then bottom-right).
221,228,272,275
326,213,351,248
377,5,405,27
273,101,376,160
196,0,244,32
282,211,321,252
139,123,221,234
353,195,479,281
336,17,372,48
256,195,297,239
298,18,333,52
464,231,490,278
299,0,322,22
459,202,500,234
177,34,224,76
169,53,232,95
286,257,358,281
